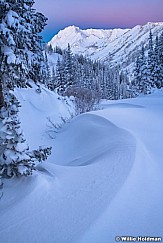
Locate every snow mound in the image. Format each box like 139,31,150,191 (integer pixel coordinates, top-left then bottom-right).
53,113,136,167
0,112,136,243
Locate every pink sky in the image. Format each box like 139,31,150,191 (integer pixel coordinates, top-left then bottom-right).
34,0,163,42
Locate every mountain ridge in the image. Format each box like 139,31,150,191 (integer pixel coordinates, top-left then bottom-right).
48,25,130,49
48,22,163,78
48,22,163,50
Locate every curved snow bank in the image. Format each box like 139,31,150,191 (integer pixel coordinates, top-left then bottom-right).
101,102,144,109
53,113,136,167
80,140,163,243
0,113,136,243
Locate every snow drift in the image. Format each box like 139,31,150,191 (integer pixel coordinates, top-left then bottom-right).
0,89,163,243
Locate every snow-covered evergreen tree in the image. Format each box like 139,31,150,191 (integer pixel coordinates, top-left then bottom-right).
63,43,75,88
0,89,51,178
0,1,51,179
157,31,163,87
119,70,128,99
153,35,161,88
134,45,151,94
44,51,51,88
47,66,58,91
56,57,65,94
0,0,47,88
147,30,155,88
55,44,76,94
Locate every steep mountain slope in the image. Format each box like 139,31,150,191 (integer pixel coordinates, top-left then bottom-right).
48,22,163,75
48,25,129,58
49,25,129,55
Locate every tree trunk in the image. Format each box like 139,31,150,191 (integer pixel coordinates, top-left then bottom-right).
0,80,4,108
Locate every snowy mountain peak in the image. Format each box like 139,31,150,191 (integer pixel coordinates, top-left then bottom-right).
49,25,88,49
61,25,80,33
48,25,129,51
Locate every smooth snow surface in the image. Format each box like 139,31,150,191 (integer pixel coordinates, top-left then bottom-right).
0,89,163,243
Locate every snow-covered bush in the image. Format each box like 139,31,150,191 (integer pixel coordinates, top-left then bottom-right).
65,86,99,114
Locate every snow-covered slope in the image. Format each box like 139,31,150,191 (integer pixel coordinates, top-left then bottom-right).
48,22,163,72
49,25,129,54
49,25,129,58
14,85,75,151
0,88,163,242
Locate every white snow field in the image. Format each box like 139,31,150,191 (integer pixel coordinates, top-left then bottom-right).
0,88,163,243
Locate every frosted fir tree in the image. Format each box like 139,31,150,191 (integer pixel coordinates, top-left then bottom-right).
63,44,75,89
0,90,51,178
0,91,33,177
43,51,51,88
147,30,155,88
153,35,162,88
0,1,51,179
139,45,150,94
0,0,48,88
48,44,54,55
47,65,56,91
0,80,4,109
157,31,163,87
134,54,142,94
134,45,150,94
119,70,128,99
56,57,66,94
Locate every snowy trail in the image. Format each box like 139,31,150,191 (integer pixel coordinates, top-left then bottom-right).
0,113,136,243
